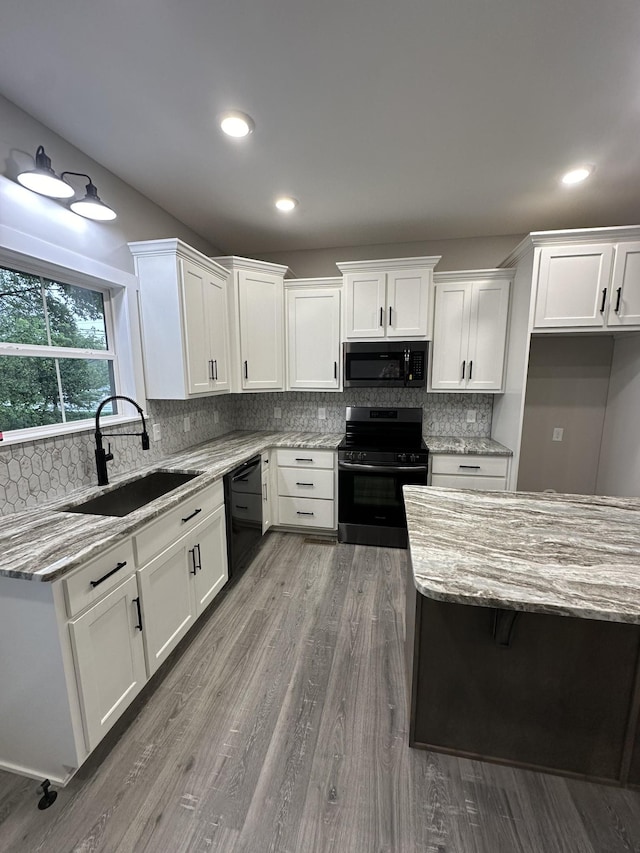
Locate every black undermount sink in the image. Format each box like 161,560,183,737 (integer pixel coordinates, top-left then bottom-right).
64,471,200,517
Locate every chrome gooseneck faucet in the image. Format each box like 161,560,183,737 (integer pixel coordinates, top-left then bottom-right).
95,395,150,486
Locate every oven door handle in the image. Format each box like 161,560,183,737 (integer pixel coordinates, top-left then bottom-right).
338,461,428,474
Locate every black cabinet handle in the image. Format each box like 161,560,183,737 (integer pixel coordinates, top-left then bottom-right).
389,306,392,326
600,288,607,313
208,359,214,380
181,507,202,523
90,560,127,588
296,482,314,486
459,465,481,469
244,360,248,379
189,546,198,575
469,360,473,380
295,457,313,462
215,360,218,380
461,360,466,380
334,361,338,380
297,511,315,516
379,306,383,327
133,597,143,631
615,287,622,313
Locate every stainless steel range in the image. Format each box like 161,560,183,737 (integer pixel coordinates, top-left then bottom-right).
337,407,428,548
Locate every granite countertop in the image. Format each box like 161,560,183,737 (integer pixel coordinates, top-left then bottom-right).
0,430,342,583
404,486,640,625
424,436,512,456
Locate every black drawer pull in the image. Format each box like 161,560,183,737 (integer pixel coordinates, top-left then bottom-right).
468,360,473,380
461,360,466,380
389,306,392,326
600,288,607,313
297,511,315,516
334,361,338,379
236,504,248,510
133,596,143,631
296,482,314,487
244,360,248,379
181,508,202,523
90,560,127,588
615,287,622,313
459,465,481,469
379,306,384,327
295,457,313,462
189,546,198,575
214,359,218,380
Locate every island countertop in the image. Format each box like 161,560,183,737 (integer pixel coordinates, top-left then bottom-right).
0,430,342,583
404,486,640,625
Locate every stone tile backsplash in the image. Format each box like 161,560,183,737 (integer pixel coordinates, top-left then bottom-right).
1,390,491,515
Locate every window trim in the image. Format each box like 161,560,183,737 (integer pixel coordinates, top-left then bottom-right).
0,226,146,446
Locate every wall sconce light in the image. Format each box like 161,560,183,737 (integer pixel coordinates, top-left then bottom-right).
17,145,74,199
61,172,117,221
16,146,117,221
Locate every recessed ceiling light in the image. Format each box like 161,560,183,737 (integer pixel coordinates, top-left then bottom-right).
561,166,593,185
275,196,298,212
220,111,255,138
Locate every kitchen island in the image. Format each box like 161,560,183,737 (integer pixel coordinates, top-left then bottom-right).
403,486,640,787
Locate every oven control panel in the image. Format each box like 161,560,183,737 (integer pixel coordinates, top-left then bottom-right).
339,449,428,465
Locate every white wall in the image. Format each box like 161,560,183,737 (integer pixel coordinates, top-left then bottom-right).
518,336,613,495
0,93,222,272
596,334,640,497
257,234,524,278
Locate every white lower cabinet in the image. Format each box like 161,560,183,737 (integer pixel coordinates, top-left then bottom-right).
275,449,336,530
137,503,228,676
69,574,147,751
430,453,509,490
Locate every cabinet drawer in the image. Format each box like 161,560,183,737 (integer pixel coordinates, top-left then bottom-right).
278,496,335,529
431,454,509,478
277,467,334,500
64,539,135,618
276,449,335,469
431,473,507,491
135,480,224,567
229,491,262,523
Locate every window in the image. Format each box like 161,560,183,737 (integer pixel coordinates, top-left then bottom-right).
0,265,120,434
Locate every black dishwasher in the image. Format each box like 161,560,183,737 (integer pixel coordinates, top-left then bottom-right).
224,455,263,579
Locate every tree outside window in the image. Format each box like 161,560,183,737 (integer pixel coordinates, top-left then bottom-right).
0,266,117,433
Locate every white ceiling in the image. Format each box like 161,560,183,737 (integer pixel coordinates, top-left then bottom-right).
1,0,640,256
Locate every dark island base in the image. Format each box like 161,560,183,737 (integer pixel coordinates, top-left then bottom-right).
405,573,640,787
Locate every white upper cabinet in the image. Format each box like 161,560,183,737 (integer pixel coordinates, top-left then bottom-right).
129,239,231,399
431,272,511,393
532,233,640,331
337,257,440,340
286,280,341,390
215,256,288,392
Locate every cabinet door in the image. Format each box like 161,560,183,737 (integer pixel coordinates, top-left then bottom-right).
430,283,472,390
466,280,510,391
287,288,340,389
344,272,387,338
69,575,147,751
386,269,429,338
207,274,231,391
608,242,640,327
181,260,213,394
191,505,228,617
534,244,614,328
238,270,284,390
137,537,195,676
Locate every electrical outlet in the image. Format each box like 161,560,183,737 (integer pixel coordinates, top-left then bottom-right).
552,427,564,442
152,423,161,442
466,409,477,423
274,407,282,419
318,407,326,420
213,411,219,424
183,416,190,432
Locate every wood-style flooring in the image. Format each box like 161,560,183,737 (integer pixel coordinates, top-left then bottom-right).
1,532,639,852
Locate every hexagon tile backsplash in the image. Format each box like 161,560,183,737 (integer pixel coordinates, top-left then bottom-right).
1,390,491,515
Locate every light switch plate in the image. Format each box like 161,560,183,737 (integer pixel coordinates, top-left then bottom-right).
152,423,161,442
318,407,326,420
274,407,282,419
183,416,190,432
552,427,564,442
466,410,477,423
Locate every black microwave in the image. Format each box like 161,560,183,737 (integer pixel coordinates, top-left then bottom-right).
343,341,428,388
